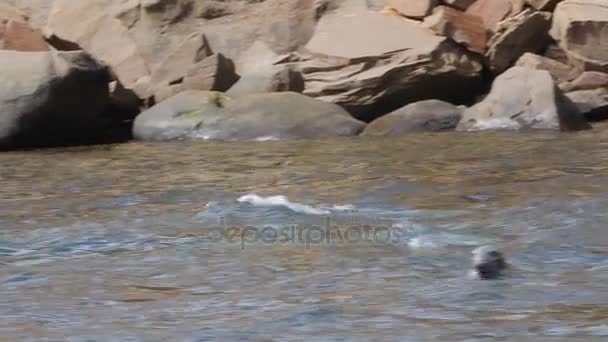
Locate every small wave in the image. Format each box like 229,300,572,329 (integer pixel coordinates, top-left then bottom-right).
237,194,331,215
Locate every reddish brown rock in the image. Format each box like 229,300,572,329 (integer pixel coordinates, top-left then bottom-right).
388,0,438,19
422,6,487,54
466,0,513,31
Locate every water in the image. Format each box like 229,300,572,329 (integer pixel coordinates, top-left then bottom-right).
1,131,608,341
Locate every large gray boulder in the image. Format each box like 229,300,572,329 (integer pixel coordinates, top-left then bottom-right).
0,50,110,149
457,67,590,131
295,9,483,122
133,91,365,142
362,100,464,136
550,0,608,72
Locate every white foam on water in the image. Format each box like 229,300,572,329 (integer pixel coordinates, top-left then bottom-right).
237,194,331,215
408,236,440,250
329,204,356,211
254,136,280,142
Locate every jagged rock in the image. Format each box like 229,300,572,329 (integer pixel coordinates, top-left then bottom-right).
151,53,239,103
298,10,483,122
228,66,304,97
526,0,564,11
0,2,27,22
566,89,608,121
486,10,552,73
422,6,487,54
387,0,438,19
7,0,54,28
457,67,590,131
0,3,48,51
362,100,464,136
0,50,111,149
550,0,608,72
44,0,319,101
466,0,513,31
443,0,477,11
227,40,304,97
133,91,365,142
0,19,48,51
515,53,578,84
560,72,608,92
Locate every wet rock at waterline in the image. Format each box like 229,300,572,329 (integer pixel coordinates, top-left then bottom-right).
133,91,365,142
362,100,465,136
457,67,591,131
0,50,111,149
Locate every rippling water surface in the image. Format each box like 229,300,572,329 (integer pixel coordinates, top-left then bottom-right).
1,131,608,341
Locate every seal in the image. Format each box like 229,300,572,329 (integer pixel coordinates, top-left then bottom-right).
471,246,507,280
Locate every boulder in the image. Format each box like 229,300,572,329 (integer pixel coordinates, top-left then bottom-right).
362,100,464,136
422,6,487,54
457,67,590,131
560,71,608,92
466,0,513,31
387,0,438,19
297,10,483,122
550,0,608,72
133,91,365,142
486,10,552,73
44,0,319,101
566,89,608,121
515,52,578,84
0,50,111,149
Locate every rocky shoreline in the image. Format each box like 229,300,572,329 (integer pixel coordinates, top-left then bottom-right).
1,0,607,149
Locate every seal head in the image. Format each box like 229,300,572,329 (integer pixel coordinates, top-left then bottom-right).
472,246,506,280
